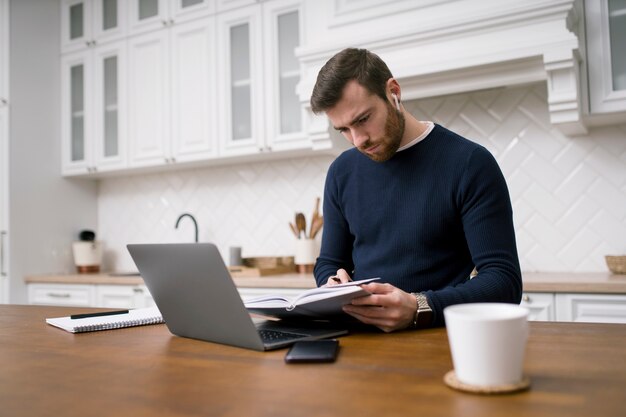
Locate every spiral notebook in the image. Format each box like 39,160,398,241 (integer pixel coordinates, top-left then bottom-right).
46,306,163,333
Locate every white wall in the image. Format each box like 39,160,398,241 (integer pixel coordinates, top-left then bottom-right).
9,0,97,303
99,82,626,274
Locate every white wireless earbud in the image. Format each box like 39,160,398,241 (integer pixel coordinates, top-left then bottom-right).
392,94,400,110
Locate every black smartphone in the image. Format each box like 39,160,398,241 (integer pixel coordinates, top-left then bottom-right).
284,340,339,363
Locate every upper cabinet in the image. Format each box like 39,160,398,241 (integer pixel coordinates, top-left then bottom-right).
127,15,217,168
218,0,307,157
585,0,626,114
128,0,215,36
263,0,307,151
61,0,127,53
60,0,313,177
61,41,127,175
217,5,264,156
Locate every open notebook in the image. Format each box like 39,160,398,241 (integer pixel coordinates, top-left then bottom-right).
245,278,379,319
46,307,163,333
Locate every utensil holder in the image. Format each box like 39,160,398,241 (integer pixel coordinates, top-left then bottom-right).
294,239,317,273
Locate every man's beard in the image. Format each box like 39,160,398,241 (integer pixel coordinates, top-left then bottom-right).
358,104,405,162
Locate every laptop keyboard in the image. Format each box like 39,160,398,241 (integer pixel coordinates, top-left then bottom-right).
258,329,308,344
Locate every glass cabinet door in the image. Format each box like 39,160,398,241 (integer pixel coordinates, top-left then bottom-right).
69,2,85,41
585,0,626,113
94,42,127,170
608,0,626,92
276,10,300,135
92,0,126,42
101,0,118,31
62,52,93,175
129,0,169,35
102,56,118,158
62,0,92,52
70,64,85,163
230,23,252,141
218,5,264,156
138,0,160,20
63,0,126,52
262,1,307,150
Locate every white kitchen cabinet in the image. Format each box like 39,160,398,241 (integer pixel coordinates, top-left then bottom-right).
60,0,311,176
28,283,95,307
555,293,626,324
28,282,155,309
61,40,127,176
217,4,264,156
520,292,556,321
262,0,308,151
61,0,127,53
218,0,308,157
128,0,215,36
95,284,156,308
585,0,626,113
128,16,217,168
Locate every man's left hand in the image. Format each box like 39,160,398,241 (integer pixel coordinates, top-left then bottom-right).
342,283,417,332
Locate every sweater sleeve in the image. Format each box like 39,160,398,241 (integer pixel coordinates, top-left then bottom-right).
313,161,355,287
425,147,523,326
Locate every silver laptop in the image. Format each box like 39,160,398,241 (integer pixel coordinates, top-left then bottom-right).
127,243,347,351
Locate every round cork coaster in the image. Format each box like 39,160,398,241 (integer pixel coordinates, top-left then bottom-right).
443,370,531,395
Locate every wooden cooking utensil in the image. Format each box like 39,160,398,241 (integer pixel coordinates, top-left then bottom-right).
288,222,299,238
310,216,324,239
295,212,307,239
310,197,320,237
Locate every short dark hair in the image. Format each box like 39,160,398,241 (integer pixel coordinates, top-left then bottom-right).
310,48,393,114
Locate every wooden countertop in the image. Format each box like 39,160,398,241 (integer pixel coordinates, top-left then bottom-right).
25,271,626,294
3,304,626,417
522,272,626,294
24,272,317,289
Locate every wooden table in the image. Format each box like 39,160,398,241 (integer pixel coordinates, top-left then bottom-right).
2,305,625,417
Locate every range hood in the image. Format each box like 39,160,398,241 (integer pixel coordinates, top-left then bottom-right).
297,0,585,150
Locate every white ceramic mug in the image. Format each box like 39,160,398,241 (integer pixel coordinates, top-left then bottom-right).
444,303,529,387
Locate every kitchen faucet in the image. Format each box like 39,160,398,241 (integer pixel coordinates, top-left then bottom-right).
175,213,199,243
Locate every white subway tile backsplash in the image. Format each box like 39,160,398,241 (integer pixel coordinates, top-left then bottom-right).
98,82,626,273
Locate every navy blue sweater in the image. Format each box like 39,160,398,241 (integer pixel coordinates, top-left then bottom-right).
314,124,522,327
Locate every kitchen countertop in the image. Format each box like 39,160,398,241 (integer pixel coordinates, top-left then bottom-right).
24,272,317,289
24,271,626,294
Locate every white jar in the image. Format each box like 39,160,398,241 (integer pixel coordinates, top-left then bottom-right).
72,241,103,273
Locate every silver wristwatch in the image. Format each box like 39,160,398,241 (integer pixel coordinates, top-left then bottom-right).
411,293,433,329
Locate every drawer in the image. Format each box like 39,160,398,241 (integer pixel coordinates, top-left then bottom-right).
28,283,95,307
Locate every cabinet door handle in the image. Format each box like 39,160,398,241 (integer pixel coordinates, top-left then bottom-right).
522,294,530,303
0,231,6,277
47,292,71,298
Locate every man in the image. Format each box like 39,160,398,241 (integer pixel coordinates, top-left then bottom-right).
310,48,522,332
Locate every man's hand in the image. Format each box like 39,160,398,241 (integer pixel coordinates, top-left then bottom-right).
324,268,352,286
342,283,417,332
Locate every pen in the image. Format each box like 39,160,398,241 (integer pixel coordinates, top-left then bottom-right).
70,310,129,320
